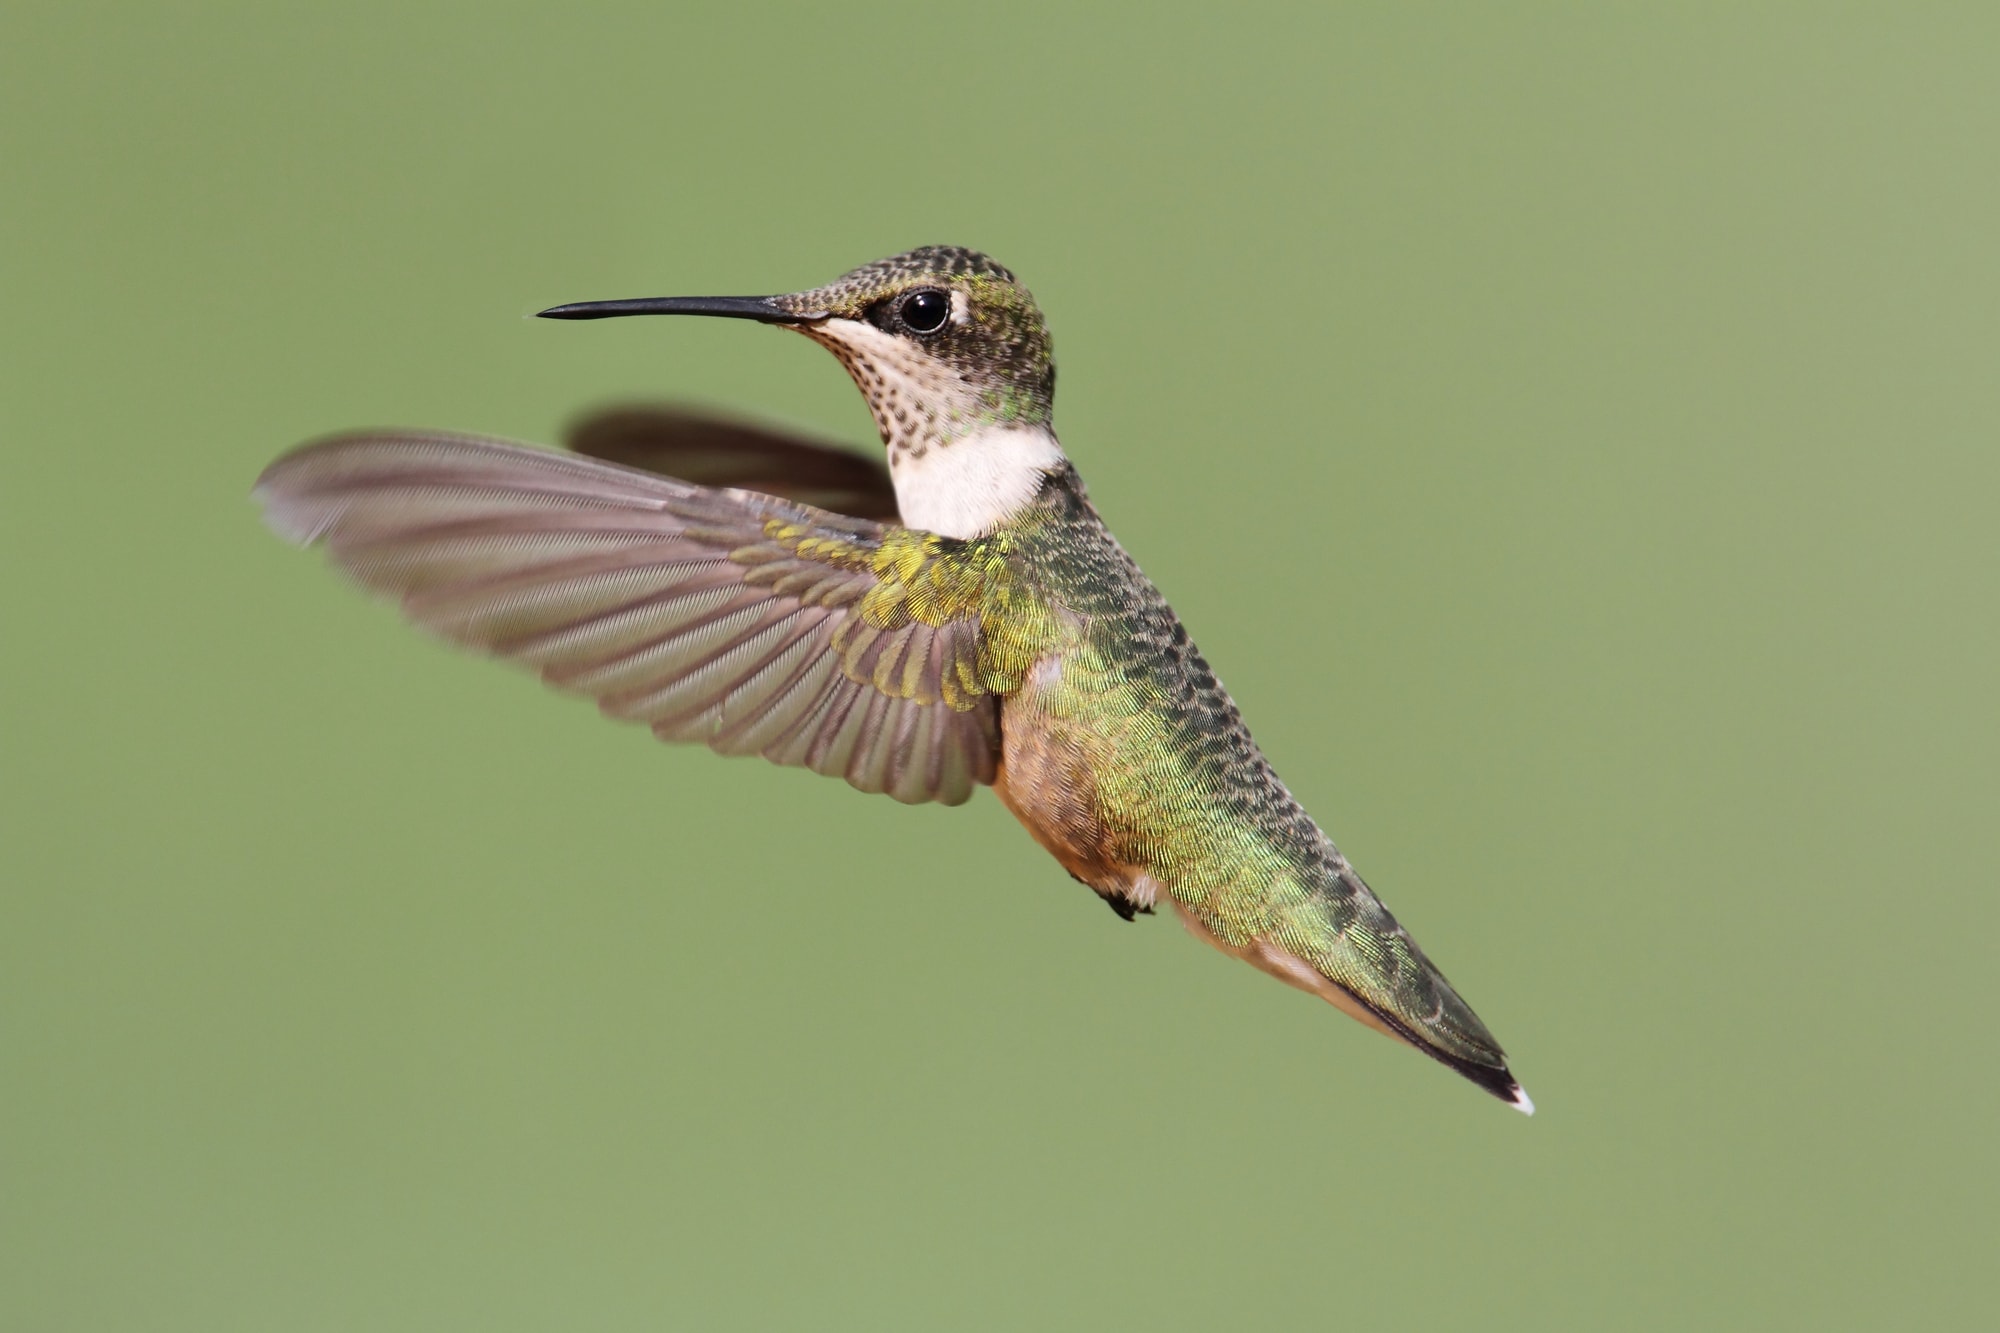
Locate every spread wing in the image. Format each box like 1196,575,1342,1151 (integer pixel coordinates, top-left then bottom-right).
563,404,901,521
255,430,1001,804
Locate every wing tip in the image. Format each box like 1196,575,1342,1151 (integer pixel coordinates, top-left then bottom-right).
249,473,329,548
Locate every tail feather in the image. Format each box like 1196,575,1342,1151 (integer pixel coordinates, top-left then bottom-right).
1171,861,1533,1113
1362,996,1535,1115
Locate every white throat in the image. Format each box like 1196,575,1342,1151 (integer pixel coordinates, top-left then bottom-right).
891,424,1065,539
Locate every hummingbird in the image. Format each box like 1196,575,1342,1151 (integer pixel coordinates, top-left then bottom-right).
256,246,1532,1113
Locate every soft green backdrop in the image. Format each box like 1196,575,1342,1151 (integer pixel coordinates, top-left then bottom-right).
4,5,1993,1330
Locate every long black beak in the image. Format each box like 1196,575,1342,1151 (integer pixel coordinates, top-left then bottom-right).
535,295,823,323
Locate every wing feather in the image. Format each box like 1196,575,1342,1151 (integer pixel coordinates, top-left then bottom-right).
562,404,901,521
256,429,1002,804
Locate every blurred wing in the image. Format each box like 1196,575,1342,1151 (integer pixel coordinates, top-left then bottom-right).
255,430,999,804
563,403,901,521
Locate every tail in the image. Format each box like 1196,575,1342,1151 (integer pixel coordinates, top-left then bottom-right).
1298,860,1532,1113
1343,978,1535,1115
1179,859,1534,1114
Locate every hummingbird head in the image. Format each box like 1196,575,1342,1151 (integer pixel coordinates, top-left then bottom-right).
539,246,1067,538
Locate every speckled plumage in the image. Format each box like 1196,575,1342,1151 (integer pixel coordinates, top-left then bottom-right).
255,246,1528,1111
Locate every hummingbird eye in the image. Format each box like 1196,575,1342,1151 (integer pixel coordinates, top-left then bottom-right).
896,289,950,334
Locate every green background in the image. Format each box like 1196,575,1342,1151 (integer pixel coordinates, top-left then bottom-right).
5,5,1994,1329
